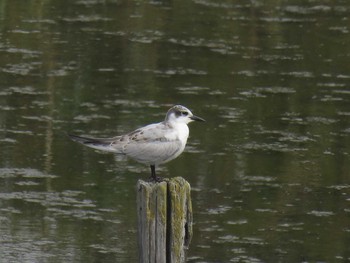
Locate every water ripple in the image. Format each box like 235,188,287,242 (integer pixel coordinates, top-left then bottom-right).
61,15,112,22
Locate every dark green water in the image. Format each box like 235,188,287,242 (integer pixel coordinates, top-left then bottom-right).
1,0,350,262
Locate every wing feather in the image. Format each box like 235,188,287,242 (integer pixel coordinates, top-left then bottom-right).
69,121,186,164
68,134,122,153
121,122,184,165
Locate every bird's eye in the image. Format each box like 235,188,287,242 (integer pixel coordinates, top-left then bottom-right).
181,111,188,116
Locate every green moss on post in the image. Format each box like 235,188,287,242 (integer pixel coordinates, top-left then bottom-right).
167,177,193,262
137,177,192,263
137,180,168,263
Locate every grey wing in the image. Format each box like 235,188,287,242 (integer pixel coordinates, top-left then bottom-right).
122,123,184,164
69,134,123,153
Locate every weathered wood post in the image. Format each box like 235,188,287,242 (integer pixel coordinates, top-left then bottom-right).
137,177,193,263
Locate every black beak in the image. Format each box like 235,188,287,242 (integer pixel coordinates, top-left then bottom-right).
190,115,206,122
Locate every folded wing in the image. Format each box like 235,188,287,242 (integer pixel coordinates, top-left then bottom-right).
121,123,184,165
68,134,123,153
68,122,185,165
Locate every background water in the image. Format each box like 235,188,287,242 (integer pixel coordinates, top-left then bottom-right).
1,0,350,262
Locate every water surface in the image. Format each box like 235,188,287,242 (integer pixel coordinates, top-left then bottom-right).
1,0,350,262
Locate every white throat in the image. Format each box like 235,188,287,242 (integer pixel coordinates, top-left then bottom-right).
175,122,189,142
165,120,189,144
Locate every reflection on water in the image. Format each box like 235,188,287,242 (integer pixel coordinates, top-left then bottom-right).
1,0,350,262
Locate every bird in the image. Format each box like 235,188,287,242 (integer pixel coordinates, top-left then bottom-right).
68,105,205,181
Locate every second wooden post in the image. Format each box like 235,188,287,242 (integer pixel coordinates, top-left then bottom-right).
137,177,193,263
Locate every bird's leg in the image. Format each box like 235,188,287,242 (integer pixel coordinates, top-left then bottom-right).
150,165,156,180
149,165,164,182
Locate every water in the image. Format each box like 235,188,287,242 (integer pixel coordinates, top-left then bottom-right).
1,0,350,262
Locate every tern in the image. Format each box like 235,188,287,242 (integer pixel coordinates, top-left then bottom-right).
68,105,205,181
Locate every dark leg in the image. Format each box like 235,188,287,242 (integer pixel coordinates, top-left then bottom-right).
149,165,164,182
150,165,156,180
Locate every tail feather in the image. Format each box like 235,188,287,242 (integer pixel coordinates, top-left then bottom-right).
68,134,103,144
68,134,120,153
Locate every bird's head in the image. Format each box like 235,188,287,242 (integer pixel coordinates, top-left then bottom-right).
165,105,205,124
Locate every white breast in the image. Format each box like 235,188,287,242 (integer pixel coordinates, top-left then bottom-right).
166,123,189,143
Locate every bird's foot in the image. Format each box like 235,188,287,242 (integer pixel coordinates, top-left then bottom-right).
148,176,167,183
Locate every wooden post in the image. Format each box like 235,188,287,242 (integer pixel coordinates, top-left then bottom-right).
137,177,193,263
